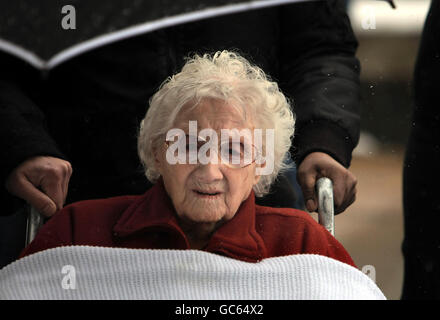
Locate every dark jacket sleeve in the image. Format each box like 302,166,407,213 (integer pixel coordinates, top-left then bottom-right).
0,52,66,184
278,0,361,168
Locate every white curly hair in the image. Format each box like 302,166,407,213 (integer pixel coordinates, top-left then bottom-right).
138,50,295,197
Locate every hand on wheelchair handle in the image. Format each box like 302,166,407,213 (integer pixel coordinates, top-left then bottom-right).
297,152,357,215
5,156,73,217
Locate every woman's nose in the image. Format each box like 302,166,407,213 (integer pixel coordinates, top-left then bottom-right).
195,162,224,182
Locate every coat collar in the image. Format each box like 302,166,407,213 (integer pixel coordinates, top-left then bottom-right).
112,179,267,262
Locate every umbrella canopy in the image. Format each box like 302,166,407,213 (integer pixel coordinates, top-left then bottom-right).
0,0,325,70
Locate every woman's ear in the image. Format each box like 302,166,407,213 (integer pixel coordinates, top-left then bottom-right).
253,162,264,185
153,145,164,174
253,155,270,185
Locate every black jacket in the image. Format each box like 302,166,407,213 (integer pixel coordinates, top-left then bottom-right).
402,0,440,299
0,0,360,207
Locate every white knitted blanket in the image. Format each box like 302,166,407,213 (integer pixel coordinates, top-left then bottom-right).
0,246,386,300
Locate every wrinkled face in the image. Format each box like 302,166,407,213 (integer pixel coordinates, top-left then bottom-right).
155,98,261,226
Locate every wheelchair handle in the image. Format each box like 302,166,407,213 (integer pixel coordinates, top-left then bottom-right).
316,177,335,236
25,206,44,246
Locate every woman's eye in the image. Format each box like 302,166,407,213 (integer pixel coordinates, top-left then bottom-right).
228,148,239,156
229,143,244,156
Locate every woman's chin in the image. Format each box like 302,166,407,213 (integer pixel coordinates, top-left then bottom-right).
177,196,230,224
183,211,224,224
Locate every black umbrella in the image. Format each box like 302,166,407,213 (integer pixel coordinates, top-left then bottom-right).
0,0,326,70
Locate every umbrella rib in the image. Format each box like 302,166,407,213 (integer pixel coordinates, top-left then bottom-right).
0,38,46,69
50,0,317,69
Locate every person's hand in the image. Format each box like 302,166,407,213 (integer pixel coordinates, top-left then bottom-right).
297,152,357,214
5,156,73,217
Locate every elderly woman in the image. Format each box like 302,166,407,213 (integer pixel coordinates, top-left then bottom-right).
19,51,355,267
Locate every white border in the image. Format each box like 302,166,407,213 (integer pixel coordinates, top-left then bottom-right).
0,0,316,70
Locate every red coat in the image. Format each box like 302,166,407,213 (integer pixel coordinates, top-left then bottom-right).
20,180,356,268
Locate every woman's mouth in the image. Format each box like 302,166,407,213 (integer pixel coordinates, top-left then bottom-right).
193,190,222,198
